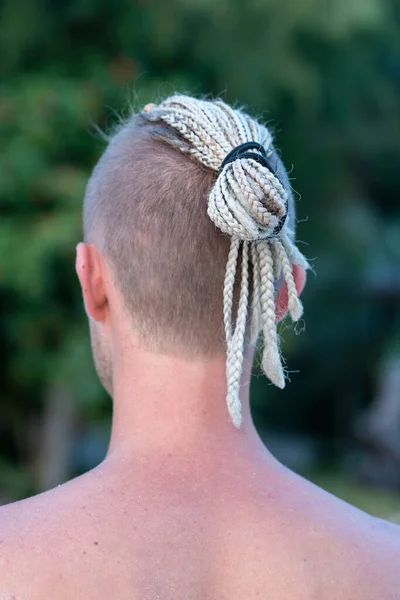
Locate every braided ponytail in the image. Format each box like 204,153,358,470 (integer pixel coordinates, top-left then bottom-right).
144,95,309,427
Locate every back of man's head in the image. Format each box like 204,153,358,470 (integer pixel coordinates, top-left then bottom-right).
83,94,309,427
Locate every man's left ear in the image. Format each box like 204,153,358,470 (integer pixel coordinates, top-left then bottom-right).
75,242,108,322
275,265,306,322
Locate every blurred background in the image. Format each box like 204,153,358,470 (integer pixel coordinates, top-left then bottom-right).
0,0,399,520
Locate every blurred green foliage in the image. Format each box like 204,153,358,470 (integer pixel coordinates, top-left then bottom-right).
0,0,399,501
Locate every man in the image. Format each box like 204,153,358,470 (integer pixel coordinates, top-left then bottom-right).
0,95,399,600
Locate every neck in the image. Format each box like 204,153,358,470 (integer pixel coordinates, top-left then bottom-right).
105,344,266,464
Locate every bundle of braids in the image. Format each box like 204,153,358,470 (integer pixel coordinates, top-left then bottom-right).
144,95,309,428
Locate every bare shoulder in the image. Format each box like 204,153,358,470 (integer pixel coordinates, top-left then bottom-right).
267,468,400,599
0,493,57,599
0,469,105,600
348,515,400,599
366,515,400,572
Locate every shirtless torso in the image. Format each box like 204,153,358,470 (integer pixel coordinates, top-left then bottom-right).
0,443,399,600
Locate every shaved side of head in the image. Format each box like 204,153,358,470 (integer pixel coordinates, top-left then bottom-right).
84,117,231,357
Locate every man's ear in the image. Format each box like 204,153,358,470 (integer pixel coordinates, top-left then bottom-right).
275,265,306,322
75,242,108,322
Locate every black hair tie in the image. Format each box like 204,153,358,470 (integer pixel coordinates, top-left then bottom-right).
220,141,274,172
219,141,288,236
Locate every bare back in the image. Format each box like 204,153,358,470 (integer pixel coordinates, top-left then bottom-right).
0,452,399,600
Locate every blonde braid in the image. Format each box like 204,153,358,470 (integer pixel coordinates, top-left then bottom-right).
258,241,285,389
226,241,249,427
144,94,309,427
250,242,262,344
271,240,283,282
223,238,240,342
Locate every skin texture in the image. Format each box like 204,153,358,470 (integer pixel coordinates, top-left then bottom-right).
0,243,399,600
